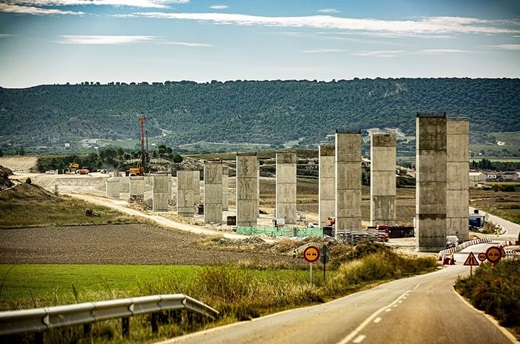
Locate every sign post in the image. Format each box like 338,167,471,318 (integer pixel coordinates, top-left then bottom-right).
463,252,480,276
304,246,320,286
320,245,330,282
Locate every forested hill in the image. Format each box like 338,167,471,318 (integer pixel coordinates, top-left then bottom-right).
1,78,518,148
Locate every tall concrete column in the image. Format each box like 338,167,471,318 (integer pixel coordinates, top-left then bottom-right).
204,161,223,224
335,132,362,237
129,176,145,201
222,165,229,211
370,134,396,226
152,175,170,211
319,146,335,228
276,152,297,224
106,178,120,199
177,171,197,217
416,113,447,252
236,153,258,226
447,120,469,241
193,171,201,206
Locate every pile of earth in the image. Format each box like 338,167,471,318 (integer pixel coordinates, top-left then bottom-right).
0,165,14,191
0,180,61,202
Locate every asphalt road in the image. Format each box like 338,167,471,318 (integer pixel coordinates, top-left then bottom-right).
161,243,515,344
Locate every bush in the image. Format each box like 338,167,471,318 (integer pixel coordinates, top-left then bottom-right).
455,260,520,330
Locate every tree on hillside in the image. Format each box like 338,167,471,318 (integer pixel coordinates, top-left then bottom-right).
173,154,183,163
0,149,3,157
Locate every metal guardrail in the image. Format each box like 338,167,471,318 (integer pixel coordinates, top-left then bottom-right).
0,294,218,338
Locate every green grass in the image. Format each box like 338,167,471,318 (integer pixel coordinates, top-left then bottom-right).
0,265,199,309
0,244,438,343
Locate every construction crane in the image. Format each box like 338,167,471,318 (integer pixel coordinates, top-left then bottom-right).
129,115,147,176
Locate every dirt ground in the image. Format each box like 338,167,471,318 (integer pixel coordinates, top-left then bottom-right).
0,223,304,265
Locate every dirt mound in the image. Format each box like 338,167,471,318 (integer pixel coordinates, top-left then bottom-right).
0,182,61,202
0,166,14,191
0,156,38,172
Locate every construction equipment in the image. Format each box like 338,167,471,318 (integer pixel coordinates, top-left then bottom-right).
129,115,147,176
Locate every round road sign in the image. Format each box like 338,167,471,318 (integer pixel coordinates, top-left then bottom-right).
477,253,487,262
486,246,502,263
304,246,320,263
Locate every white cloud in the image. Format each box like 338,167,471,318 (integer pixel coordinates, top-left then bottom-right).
318,9,340,14
0,3,84,15
418,49,470,54
57,35,156,44
300,48,345,54
4,0,189,10
352,50,405,58
122,13,520,36
492,44,520,50
210,5,228,10
158,41,213,47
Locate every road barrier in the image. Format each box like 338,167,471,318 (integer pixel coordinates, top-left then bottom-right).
0,294,218,341
438,237,493,260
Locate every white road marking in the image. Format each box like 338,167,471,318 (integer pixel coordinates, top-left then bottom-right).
374,317,382,323
353,335,366,343
385,308,391,312
337,289,411,344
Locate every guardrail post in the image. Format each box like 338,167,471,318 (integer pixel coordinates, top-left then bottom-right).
122,317,130,337
151,313,159,333
83,323,92,336
34,332,44,344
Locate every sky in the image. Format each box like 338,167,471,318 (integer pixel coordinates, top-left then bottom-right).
0,0,519,88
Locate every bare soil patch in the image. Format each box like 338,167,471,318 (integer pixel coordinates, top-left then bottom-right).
0,224,299,265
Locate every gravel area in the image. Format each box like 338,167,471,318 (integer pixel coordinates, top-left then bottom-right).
0,224,295,265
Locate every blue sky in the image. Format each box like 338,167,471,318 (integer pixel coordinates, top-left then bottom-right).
0,0,519,88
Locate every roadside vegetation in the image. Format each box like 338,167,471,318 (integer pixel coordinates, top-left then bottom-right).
455,260,520,340
0,243,437,343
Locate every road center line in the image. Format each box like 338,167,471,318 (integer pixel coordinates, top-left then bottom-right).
336,290,411,344
373,317,382,323
353,335,366,343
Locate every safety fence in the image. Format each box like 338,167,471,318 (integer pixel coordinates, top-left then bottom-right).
438,237,493,260
0,294,218,343
236,226,323,238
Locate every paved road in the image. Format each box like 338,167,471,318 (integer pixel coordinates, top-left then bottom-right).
160,243,515,344
470,206,520,241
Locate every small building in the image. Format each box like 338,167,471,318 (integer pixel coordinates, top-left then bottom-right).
469,171,487,183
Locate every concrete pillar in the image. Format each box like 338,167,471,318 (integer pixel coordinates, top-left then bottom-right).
319,146,335,228
129,176,145,200
222,165,229,211
152,175,171,211
193,171,201,206
105,178,120,199
177,171,197,217
276,152,297,224
447,120,469,241
370,134,396,226
204,161,223,224
236,153,258,227
416,113,447,252
335,132,362,237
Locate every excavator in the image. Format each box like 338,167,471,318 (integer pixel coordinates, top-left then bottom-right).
129,115,147,176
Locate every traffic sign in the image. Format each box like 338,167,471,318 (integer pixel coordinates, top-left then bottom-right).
486,246,502,263
477,253,487,262
304,246,320,263
464,252,479,266
320,245,330,264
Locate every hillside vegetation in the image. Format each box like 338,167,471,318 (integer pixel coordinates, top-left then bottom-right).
1,78,519,150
